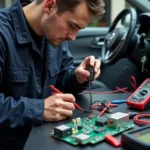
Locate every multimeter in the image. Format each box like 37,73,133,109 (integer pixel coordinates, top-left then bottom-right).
126,78,150,110
121,125,150,150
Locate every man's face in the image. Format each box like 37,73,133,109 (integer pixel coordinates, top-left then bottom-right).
41,1,93,46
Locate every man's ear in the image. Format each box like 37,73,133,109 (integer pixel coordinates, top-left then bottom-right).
44,0,56,14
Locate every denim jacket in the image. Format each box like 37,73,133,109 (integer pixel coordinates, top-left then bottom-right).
0,0,86,128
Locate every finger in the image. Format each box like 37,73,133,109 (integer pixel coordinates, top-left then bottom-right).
53,114,67,121
44,111,67,122
77,68,90,78
88,55,96,66
94,69,100,80
55,108,73,117
55,94,76,103
62,101,75,110
59,115,68,121
81,56,95,69
75,69,90,84
94,59,101,73
53,97,75,109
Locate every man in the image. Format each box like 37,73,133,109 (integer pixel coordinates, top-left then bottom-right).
0,0,105,149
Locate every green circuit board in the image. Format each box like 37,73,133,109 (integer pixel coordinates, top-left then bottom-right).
50,114,134,145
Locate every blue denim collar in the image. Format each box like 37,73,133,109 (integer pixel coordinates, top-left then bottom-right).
10,0,32,44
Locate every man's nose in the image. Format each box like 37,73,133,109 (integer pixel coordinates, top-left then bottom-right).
67,32,77,41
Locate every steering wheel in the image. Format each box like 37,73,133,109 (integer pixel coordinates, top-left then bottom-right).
101,7,137,64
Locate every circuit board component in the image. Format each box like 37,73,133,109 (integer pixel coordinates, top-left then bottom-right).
54,124,72,138
94,127,106,133
73,133,90,143
95,117,107,126
107,112,129,129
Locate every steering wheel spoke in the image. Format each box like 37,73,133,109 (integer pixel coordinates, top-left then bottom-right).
104,50,113,60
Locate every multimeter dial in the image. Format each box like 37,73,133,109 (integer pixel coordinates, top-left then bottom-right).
136,89,148,98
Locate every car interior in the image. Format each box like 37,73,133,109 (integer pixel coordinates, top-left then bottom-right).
68,0,150,93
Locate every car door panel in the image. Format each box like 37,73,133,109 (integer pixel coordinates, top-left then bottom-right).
68,27,108,66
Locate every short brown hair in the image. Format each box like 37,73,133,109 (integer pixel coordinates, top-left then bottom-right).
35,0,105,19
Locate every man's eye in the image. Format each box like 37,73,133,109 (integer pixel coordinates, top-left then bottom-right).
70,24,75,29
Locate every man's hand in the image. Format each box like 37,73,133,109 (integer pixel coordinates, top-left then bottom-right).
75,55,101,84
44,94,75,122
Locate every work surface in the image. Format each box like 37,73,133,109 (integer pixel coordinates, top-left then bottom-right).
24,93,145,150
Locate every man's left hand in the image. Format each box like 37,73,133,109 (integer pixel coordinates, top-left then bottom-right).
75,55,101,84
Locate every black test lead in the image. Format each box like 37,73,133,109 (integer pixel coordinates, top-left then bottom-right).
88,65,95,112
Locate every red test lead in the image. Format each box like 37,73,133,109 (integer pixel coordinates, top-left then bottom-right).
105,134,122,147
50,85,61,94
49,85,83,112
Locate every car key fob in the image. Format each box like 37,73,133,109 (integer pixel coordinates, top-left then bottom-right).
88,65,95,82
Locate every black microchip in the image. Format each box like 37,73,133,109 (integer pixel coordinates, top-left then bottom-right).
54,125,72,138
95,118,107,126
94,127,106,133
77,125,83,130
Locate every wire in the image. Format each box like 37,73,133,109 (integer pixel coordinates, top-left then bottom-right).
90,100,114,116
90,100,109,111
83,87,129,94
90,100,105,110
83,76,137,94
82,75,137,113
130,76,137,91
82,83,110,113
134,113,150,125
88,82,92,109
83,82,92,113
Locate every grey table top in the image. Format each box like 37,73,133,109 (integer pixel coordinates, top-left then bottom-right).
24,93,142,150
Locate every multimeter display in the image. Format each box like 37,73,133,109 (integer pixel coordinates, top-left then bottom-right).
145,81,150,88
122,125,150,150
126,78,150,110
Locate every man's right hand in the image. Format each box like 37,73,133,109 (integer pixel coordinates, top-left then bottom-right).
44,94,76,122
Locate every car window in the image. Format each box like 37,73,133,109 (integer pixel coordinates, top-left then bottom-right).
88,0,141,28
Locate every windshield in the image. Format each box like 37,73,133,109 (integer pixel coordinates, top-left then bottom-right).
135,0,150,11
127,0,150,12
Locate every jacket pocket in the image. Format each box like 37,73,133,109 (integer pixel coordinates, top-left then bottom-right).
5,68,29,98
45,61,61,87
49,63,59,77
